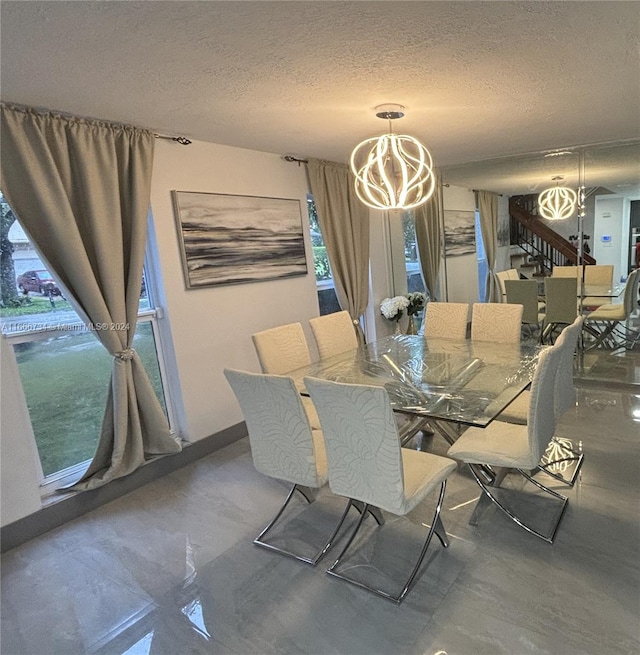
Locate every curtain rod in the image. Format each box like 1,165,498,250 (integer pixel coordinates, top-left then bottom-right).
288,154,451,190
472,189,503,196
283,155,308,164
155,134,192,145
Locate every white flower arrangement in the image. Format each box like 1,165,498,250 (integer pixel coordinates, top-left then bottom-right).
380,295,410,322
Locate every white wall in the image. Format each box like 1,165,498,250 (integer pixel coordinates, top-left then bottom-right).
592,195,630,284
441,185,479,304
150,139,320,442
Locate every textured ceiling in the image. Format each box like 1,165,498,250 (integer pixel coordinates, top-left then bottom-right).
1,1,639,179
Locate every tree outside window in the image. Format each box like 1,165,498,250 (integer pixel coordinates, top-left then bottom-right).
307,196,341,315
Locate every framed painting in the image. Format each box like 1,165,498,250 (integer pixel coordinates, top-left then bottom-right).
444,210,477,257
172,191,308,288
497,205,510,246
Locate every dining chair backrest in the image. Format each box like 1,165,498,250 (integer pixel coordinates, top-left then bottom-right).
304,377,408,514
496,269,520,300
526,342,564,465
584,264,614,287
471,303,523,343
309,310,358,360
252,322,311,374
543,277,578,326
552,266,579,278
223,368,326,488
553,316,583,417
504,279,540,325
423,302,469,339
623,268,640,316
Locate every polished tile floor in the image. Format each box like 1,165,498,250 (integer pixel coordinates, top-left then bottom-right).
2,375,640,654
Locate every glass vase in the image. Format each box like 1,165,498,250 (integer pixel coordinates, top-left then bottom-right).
406,315,417,335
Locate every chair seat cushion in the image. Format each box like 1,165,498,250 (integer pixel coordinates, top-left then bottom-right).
496,390,530,425
581,297,609,309
400,450,457,515
447,421,537,469
587,304,625,320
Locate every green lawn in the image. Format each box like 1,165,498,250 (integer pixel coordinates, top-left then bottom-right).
14,323,165,476
0,295,73,317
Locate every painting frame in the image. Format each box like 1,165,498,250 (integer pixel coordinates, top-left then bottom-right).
172,191,308,289
443,209,477,257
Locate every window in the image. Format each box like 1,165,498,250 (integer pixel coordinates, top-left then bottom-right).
402,211,427,295
307,196,340,315
0,193,175,488
475,210,488,302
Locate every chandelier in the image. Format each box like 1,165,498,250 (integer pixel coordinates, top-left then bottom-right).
350,104,435,211
537,176,578,220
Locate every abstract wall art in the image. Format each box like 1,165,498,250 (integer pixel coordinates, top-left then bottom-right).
172,191,308,288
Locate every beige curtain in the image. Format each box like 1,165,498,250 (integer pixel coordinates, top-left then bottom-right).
0,103,181,491
306,159,369,344
415,172,443,300
477,190,501,302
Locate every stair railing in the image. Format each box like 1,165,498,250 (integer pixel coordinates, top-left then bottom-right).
509,195,596,275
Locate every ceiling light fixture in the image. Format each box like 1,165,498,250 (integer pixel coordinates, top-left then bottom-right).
350,104,435,211
537,176,578,220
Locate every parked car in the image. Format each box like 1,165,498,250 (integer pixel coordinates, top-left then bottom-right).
16,270,62,296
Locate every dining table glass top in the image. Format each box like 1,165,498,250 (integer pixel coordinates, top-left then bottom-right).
537,281,625,299
287,335,545,428
581,283,625,298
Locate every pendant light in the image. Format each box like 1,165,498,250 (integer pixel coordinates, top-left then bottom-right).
350,104,435,211
537,176,578,220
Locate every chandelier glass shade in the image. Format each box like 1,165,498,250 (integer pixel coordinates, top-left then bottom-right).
350,106,435,211
537,184,578,221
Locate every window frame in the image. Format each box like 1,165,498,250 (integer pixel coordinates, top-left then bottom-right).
1,251,179,495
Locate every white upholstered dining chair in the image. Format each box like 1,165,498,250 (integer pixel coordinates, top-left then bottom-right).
541,276,578,343
423,301,469,339
305,376,457,603
309,310,359,360
252,322,312,374
496,268,520,301
471,302,523,343
495,316,585,486
584,264,614,286
252,322,320,429
551,265,578,278
583,269,640,351
224,368,353,565
504,279,545,337
447,342,568,543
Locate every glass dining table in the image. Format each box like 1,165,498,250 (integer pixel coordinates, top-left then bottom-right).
286,334,544,445
536,281,625,304
580,283,625,306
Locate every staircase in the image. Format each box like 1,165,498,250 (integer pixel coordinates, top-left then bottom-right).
509,195,596,276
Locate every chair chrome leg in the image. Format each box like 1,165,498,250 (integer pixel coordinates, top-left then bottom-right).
326,482,449,603
468,490,492,526
295,485,317,503
467,465,568,544
367,505,385,526
432,509,449,548
254,484,354,565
